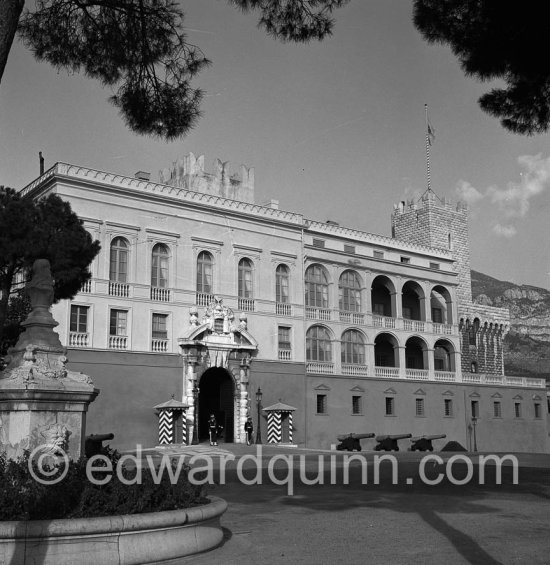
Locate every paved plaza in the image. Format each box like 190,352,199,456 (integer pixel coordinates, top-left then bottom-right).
131,444,550,565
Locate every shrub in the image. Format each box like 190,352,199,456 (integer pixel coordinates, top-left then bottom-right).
0,449,207,521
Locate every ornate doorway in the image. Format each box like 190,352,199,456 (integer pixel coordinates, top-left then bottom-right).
178,297,258,444
198,367,235,442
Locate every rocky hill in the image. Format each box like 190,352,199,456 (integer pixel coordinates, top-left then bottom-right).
471,270,550,380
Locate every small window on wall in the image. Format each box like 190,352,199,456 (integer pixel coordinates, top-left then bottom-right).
493,401,502,418
344,244,356,254
110,309,128,336
534,403,542,419
70,305,89,333
316,394,327,414
152,313,168,339
352,396,362,415
514,402,522,418
444,399,453,417
385,397,395,416
471,400,479,419
430,262,440,270
400,256,410,264
312,238,325,248
373,250,384,260
415,398,425,417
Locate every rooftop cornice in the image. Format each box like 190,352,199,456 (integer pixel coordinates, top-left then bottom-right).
304,219,454,259
21,163,455,259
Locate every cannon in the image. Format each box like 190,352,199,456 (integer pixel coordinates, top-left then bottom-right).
410,434,447,452
85,433,115,458
336,433,375,452
374,433,412,452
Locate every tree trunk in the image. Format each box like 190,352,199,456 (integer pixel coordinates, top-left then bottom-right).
0,0,25,85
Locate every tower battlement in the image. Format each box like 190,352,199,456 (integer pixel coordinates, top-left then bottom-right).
391,190,472,304
159,152,255,203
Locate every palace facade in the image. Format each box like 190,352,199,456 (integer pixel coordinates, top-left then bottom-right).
21,154,548,452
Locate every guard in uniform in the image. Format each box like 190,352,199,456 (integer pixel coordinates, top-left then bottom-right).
208,414,218,446
244,416,254,445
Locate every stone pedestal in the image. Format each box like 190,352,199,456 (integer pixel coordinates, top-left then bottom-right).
0,259,98,459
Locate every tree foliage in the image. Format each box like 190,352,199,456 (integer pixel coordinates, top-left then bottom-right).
413,0,550,135
0,187,101,348
0,0,349,141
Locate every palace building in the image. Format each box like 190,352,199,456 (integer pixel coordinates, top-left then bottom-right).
20,154,548,452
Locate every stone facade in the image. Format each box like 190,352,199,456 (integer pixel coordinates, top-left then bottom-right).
12,157,548,453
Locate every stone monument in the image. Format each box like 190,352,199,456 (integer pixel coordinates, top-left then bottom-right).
0,259,98,459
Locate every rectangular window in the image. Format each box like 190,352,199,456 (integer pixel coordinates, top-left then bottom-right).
316,394,327,414
344,244,356,254
312,238,325,248
415,398,425,417
493,401,502,418
432,308,443,323
400,256,410,264
444,398,453,417
352,396,362,415
471,400,479,419
534,403,542,419
109,309,127,336
429,262,440,270
373,303,385,315
373,250,384,260
278,326,291,351
514,402,522,418
385,397,395,416
70,305,88,333
152,313,168,339
402,306,412,320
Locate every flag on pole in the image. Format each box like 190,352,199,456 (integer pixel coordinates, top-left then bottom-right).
427,121,435,146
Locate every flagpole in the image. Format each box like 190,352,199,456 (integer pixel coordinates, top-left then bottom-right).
425,103,431,192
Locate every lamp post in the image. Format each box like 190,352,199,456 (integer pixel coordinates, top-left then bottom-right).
192,382,199,445
471,416,478,452
255,387,262,445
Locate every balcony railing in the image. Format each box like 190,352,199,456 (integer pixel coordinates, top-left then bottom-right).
306,362,334,374
372,315,396,329
432,323,453,335
342,364,368,376
69,332,89,347
306,307,331,321
278,349,292,361
276,303,292,316
434,371,456,382
196,292,213,306
405,368,429,380
109,335,128,350
239,298,255,312
403,319,425,332
152,339,169,352
109,282,129,297
461,373,546,388
151,287,171,302
339,311,365,325
80,280,92,293
374,366,399,378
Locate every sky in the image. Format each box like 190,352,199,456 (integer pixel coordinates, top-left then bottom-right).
0,1,549,289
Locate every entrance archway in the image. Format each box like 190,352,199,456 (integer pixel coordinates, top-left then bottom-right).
199,367,235,443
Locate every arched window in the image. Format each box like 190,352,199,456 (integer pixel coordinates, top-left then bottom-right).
306,326,332,362
197,251,213,294
275,264,290,304
110,237,129,282
341,329,365,365
305,265,329,308
339,270,361,312
238,258,253,298
151,243,169,288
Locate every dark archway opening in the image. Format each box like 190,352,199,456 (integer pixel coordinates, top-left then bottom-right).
198,367,235,443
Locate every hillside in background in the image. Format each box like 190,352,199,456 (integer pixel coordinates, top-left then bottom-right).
471,270,550,380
